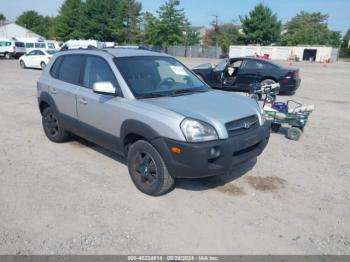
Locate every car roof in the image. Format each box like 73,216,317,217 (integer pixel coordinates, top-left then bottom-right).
58,47,170,58
106,47,170,58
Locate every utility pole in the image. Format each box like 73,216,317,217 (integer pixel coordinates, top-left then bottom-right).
212,15,219,58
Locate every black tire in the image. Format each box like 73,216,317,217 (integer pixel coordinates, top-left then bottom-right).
40,62,46,70
127,140,174,196
20,60,26,69
42,107,70,143
287,127,302,141
5,53,11,60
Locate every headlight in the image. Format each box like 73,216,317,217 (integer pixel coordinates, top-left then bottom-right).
180,118,218,142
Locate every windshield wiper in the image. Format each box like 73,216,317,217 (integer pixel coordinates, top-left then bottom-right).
170,89,207,96
138,92,170,99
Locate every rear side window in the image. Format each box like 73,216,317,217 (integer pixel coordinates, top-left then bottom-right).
35,43,46,48
50,56,64,78
83,56,119,89
15,42,24,47
57,55,84,85
0,41,11,46
25,43,34,48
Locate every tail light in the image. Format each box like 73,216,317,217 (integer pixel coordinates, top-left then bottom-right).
13,46,16,53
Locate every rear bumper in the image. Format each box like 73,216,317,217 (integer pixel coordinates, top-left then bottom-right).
280,78,301,92
152,121,270,178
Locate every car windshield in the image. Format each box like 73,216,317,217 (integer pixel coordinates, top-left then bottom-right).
114,56,208,98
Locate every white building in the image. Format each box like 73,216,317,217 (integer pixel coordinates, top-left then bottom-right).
0,23,45,40
229,45,339,62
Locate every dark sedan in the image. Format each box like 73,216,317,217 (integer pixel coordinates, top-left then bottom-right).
192,57,301,93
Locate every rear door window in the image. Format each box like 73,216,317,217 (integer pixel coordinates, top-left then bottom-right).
0,42,11,46
15,42,24,47
57,55,84,85
50,56,64,78
242,60,264,70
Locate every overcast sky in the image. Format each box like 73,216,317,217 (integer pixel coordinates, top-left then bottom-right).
0,0,349,34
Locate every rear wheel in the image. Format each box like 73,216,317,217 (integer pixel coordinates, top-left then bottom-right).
5,53,11,59
42,107,70,143
287,127,302,141
127,140,174,196
261,79,276,87
40,62,46,70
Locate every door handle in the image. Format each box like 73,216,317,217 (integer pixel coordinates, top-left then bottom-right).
78,98,88,105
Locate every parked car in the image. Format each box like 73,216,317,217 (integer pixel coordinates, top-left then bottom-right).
37,48,270,196
19,49,57,70
192,57,301,94
0,40,26,59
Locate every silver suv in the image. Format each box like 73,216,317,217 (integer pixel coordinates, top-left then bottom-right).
37,48,270,196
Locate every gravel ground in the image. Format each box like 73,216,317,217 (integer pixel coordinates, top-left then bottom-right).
0,58,349,255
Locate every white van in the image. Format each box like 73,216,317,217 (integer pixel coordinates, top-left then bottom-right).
0,40,26,59
24,41,56,53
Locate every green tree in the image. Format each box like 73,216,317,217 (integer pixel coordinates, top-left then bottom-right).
0,13,6,22
340,29,350,58
151,0,188,47
16,11,53,38
341,29,350,48
220,23,242,45
183,27,200,46
281,11,341,47
142,11,159,45
54,0,87,41
122,0,143,43
239,3,281,45
82,0,142,43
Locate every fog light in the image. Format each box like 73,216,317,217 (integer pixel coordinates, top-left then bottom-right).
209,147,221,158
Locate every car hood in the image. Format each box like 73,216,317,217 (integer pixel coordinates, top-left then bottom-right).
142,90,261,137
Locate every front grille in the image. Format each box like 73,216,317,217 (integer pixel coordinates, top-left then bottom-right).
225,115,259,137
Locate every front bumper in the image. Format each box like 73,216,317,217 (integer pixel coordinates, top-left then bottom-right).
152,121,270,178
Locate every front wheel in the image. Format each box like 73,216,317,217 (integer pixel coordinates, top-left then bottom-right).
127,140,174,196
287,127,302,141
42,107,70,143
20,60,26,69
5,53,11,59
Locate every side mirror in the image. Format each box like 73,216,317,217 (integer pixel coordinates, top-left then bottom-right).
92,82,116,96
